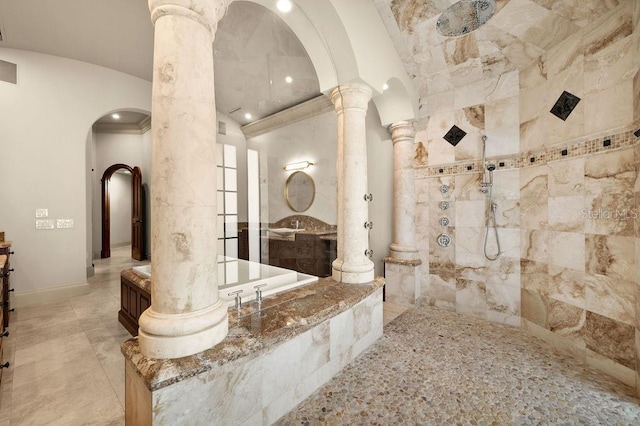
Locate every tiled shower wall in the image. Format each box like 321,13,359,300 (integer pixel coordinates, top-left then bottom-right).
412,1,640,389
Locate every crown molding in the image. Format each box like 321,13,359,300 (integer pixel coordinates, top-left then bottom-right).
93,116,151,135
241,94,333,138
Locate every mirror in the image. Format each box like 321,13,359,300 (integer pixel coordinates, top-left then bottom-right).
284,171,315,212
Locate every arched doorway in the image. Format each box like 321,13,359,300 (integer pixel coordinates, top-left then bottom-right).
101,163,145,260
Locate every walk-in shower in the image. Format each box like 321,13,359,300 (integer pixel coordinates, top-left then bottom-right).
480,135,501,261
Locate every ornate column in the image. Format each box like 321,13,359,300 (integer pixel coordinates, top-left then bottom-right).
331,83,374,284
138,0,229,359
384,120,421,306
389,121,419,260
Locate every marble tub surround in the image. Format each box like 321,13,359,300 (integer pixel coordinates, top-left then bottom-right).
123,277,384,424
140,0,230,359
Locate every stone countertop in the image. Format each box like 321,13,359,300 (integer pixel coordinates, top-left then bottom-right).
121,276,384,391
121,269,151,293
383,256,422,266
0,255,5,269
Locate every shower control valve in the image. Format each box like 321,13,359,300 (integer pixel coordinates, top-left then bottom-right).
364,193,373,202
440,185,449,194
439,217,450,226
437,234,452,248
440,201,449,210
364,249,373,258
364,221,373,230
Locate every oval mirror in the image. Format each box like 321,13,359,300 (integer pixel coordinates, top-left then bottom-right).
284,171,315,212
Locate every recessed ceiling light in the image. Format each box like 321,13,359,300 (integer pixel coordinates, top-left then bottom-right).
244,113,252,120
285,76,293,84
276,0,292,13
112,113,120,119
382,83,389,91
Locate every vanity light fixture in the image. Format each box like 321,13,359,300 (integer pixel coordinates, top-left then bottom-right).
112,113,120,120
276,0,292,13
283,160,313,171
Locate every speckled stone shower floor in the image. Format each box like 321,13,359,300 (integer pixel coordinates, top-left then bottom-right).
278,306,640,425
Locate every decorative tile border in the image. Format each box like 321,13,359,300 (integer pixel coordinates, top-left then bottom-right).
415,126,640,178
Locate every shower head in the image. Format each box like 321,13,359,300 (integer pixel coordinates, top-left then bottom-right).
486,164,496,171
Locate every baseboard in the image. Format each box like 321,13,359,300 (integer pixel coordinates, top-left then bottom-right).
12,281,91,308
87,266,95,277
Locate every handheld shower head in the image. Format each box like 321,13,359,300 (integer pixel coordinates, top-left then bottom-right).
487,164,496,171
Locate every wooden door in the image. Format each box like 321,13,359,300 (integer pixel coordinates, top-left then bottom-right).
131,167,145,261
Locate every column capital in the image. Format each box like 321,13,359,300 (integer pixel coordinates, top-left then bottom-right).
330,83,373,112
389,120,416,144
149,0,230,32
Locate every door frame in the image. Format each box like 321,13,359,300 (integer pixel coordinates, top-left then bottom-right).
100,163,145,260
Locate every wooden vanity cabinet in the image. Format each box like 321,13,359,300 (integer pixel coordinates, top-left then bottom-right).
0,244,12,382
268,234,336,277
0,244,12,328
119,272,151,336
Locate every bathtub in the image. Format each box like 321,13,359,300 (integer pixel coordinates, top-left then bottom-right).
132,255,318,306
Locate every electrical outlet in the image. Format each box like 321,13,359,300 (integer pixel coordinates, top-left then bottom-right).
57,219,74,229
35,219,55,230
35,208,49,218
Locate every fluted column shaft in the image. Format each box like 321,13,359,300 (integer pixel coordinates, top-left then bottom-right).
389,121,419,260
138,0,229,359
331,83,374,284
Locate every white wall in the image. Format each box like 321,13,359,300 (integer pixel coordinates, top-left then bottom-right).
248,110,338,225
0,48,151,300
109,172,132,246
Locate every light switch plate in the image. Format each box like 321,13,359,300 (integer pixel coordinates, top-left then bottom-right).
36,219,55,230
35,208,49,218
57,219,74,229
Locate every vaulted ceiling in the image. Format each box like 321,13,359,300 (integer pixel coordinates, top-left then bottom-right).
0,0,628,124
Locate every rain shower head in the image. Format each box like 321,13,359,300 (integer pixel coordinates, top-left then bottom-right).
436,0,496,37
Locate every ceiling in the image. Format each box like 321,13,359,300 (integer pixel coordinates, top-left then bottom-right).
0,0,625,126
0,0,319,125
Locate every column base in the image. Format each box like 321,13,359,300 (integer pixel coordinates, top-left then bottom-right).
389,243,419,261
383,257,422,307
332,259,374,284
138,299,228,359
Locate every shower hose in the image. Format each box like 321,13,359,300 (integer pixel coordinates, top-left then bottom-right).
484,185,501,261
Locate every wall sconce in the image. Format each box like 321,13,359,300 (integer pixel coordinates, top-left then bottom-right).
283,160,313,171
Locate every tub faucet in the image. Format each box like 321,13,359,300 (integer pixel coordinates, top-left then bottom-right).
254,283,268,304
228,289,243,310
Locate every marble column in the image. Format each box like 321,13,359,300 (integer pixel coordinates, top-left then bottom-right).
388,121,420,260
384,120,421,306
331,83,374,284
138,0,229,359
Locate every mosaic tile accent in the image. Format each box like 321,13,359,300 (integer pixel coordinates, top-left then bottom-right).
550,90,581,121
416,126,640,178
443,125,467,147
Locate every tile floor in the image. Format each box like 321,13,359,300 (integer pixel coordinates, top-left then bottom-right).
1,247,638,425
0,246,147,426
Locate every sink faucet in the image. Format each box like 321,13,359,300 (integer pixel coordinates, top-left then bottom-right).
291,219,300,229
